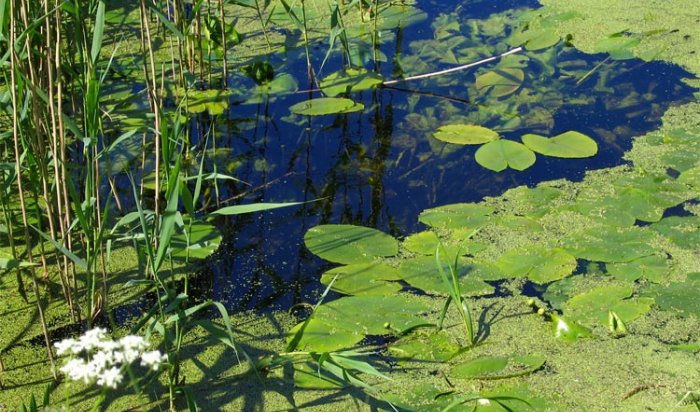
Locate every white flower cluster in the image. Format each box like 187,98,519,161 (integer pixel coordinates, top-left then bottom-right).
55,328,167,389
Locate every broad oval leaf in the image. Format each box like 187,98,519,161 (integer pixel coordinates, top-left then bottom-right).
289,97,358,115
475,68,525,98
496,247,577,284
432,124,500,145
320,263,402,296
522,131,597,158
398,256,494,296
551,314,592,342
304,224,398,264
564,285,654,326
320,68,383,97
451,354,545,379
606,255,669,283
475,140,536,172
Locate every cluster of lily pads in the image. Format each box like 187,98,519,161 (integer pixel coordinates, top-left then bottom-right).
286,123,700,405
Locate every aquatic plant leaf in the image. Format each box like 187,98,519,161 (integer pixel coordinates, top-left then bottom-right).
432,124,500,145
502,185,564,218
564,285,654,326
650,216,700,249
398,256,494,296
388,330,460,362
169,222,222,260
475,140,536,172
608,311,628,335
246,73,299,103
320,68,383,97
451,354,545,379
611,175,689,222
288,296,430,352
543,277,579,310
606,255,669,283
562,227,656,262
183,89,232,115
418,203,493,231
511,27,560,51
568,200,636,227
304,224,398,264
496,247,577,284
550,314,591,342
320,263,402,296
521,131,597,158
593,33,641,60
403,231,484,258
475,68,525,98
289,97,357,115
642,273,700,318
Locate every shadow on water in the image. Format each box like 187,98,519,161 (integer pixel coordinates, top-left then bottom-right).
107,0,697,315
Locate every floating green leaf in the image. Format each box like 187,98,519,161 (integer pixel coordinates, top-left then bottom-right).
388,330,460,362
593,33,641,60
418,203,493,231
642,273,700,318
304,224,398,264
451,354,545,380
287,295,430,352
432,124,500,145
511,28,561,51
496,247,577,284
475,140,536,172
522,131,598,158
564,285,654,326
562,227,656,263
320,68,383,97
320,263,402,296
183,89,233,115
398,256,494,296
650,216,700,249
289,97,361,115
475,68,525,98
606,255,669,283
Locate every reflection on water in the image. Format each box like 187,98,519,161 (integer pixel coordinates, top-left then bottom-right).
120,0,698,313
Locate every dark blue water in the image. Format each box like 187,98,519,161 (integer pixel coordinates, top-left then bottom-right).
123,0,698,313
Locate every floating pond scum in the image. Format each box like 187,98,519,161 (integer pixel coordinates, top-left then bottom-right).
2,0,700,410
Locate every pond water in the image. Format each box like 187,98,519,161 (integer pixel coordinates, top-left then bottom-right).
120,0,697,313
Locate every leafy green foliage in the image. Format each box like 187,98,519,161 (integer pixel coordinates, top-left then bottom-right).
642,273,700,318
605,255,669,283
320,263,402,296
287,296,430,352
451,354,546,380
389,329,460,362
550,314,592,342
418,203,493,232
475,140,536,172
564,285,654,326
398,256,494,296
522,131,598,158
319,68,383,97
432,124,500,145
289,97,363,115
496,247,577,284
563,227,656,262
475,68,525,98
304,224,399,264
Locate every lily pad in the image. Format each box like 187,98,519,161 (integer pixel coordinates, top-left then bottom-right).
432,124,500,145
564,285,654,326
562,227,656,263
475,68,525,98
650,216,700,249
388,330,460,362
522,131,598,158
475,140,536,172
418,203,493,232
183,89,232,115
451,354,546,380
304,224,398,264
398,256,494,297
287,295,430,352
642,273,700,318
495,247,577,284
320,68,383,97
289,97,360,115
320,263,402,296
606,255,669,283
403,231,485,258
